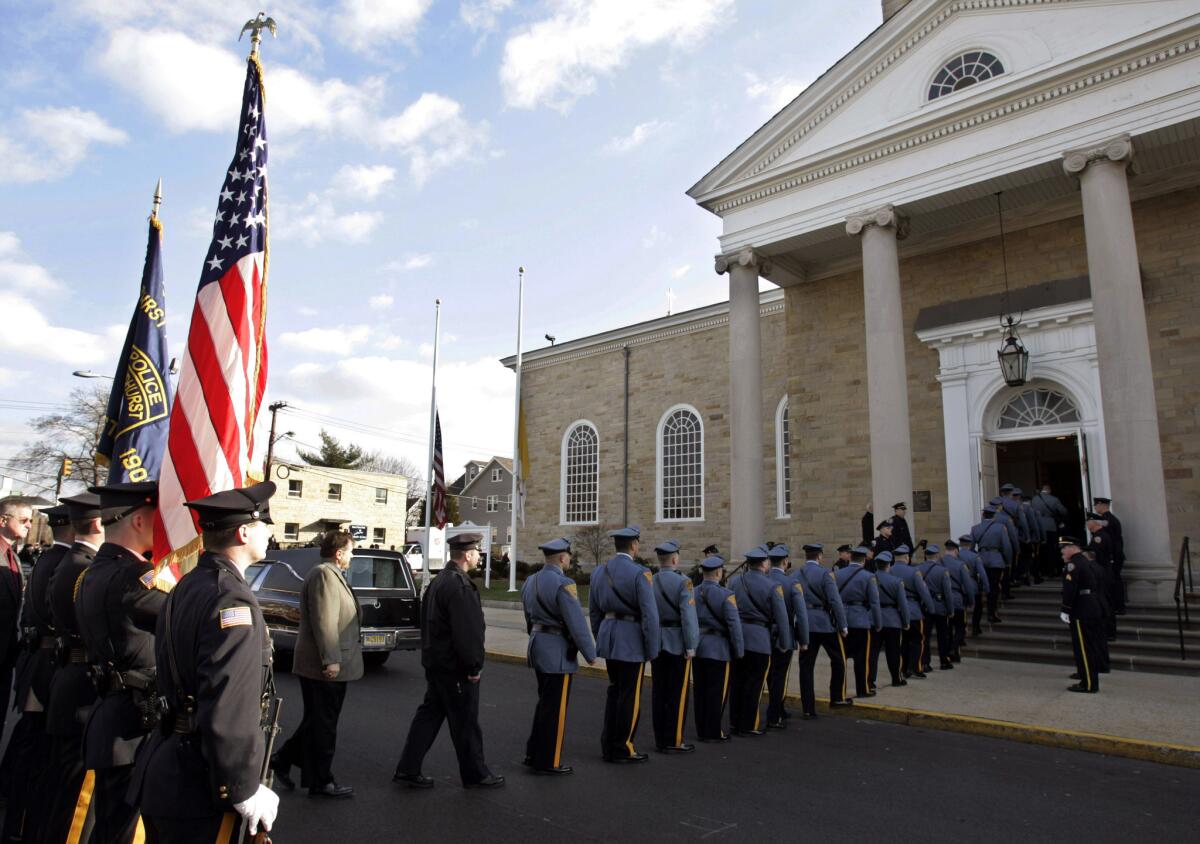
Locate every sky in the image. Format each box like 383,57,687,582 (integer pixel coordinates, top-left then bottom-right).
0,0,883,495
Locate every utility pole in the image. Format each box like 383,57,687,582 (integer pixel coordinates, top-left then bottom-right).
263,401,287,480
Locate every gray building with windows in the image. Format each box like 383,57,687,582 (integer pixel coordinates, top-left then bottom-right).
454,457,516,544
267,462,410,548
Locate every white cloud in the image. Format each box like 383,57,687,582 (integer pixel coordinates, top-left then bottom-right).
335,164,397,200
642,225,664,249
603,120,670,154
297,305,319,317
377,93,491,186
671,264,690,279
279,324,373,355
460,0,514,31
386,254,434,272
744,71,811,112
0,291,113,365
0,232,65,293
334,0,433,52
0,367,25,388
500,0,734,111
369,293,395,309
273,193,385,245
0,107,127,184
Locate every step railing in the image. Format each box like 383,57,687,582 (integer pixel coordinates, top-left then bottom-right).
1173,536,1192,660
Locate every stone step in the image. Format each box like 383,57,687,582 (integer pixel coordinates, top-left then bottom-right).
961,641,1200,677
971,629,1189,659
993,607,1187,631
980,617,1200,643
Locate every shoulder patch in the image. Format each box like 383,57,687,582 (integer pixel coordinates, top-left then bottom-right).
139,569,156,590
1066,562,1075,572
685,580,694,592
727,595,737,606
643,571,653,583
793,583,802,592
826,572,835,580
774,585,784,597
1065,574,1072,582
687,598,695,606
1093,536,1102,544
563,583,578,599
218,606,253,629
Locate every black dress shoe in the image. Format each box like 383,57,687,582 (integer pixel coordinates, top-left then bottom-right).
858,691,877,698
732,728,765,736
659,743,696,753
606,753,648,764
830,699,854,708
532,765,573,776
270,756,295,791
1069,672,1081,680
465,775,506,789
1067,684,1097,694
910,671,927,679
309,782,354,798
765,719,786,730
939,663,954,670
801,712,818,720
393,772,434,789
893,678,908,687
698,734,731,742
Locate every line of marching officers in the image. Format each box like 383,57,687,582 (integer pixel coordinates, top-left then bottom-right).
517,523,1007,773
1,481,286,843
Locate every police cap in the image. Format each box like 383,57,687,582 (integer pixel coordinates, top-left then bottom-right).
1093,497,1111,505
61,492,101,522
699,555,725,570
88,481,158,525
744,546,769,562
654,539,680,556
609,525,641,539
836,544,852,553
447,532,483,551
852,545,870,555
184,482,275,531
875,551,894,564
1000,483,1015,493
893,544,911,555
958,534,975,545
1085,512,1106,523
989,496,1006,506
982,505,997,515
944,539,958,550
702,544,720,556
924,543,940,555
876,519,893,531
767,543,790,560
802,542,824,554
539,537,571,555
892,502,907,510
1059,536,1083,547
42,504,71,528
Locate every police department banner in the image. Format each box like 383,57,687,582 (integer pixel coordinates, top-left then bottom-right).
96,214,174,483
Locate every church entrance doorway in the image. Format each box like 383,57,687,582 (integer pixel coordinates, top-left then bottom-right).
993,435,1088,541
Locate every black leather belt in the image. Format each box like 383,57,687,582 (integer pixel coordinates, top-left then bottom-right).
661,621,681,628
603,612,638,622
845,601,866,606
39,638,58,650
531,623,564,636
1079,589,1093,595
67,648,88,664
743,620,767,628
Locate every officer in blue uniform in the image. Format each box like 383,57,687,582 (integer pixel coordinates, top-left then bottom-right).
956,534,989,636
727,547,791,735
796,543,850,717
990,495,1020,597
650,540,699,754
868,552,911,688
521,538,596,775
764,544,807,728
971,505,1012,622
835,546,882,698
890,544,935,679
691,556,743,742
1059,536,1104,693
589,526,660,763
916,544,955,671
940,540,976,663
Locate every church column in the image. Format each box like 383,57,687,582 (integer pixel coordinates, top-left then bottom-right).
1063,135,1173,600
716,250,765,556
846,205,915,539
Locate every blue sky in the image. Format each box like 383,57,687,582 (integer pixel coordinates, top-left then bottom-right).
0,0,883,490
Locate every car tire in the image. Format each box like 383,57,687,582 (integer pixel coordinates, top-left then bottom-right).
363,651,391,669
273,649,294,673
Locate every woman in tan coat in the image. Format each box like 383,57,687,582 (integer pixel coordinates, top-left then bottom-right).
271,530,363,797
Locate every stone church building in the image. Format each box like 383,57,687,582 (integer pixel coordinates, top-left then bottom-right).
506,0,1199,603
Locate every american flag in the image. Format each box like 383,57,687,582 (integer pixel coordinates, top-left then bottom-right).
153,57,270,567
431,410,447,529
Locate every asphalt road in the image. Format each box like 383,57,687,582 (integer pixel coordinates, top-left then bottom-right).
268,651,1197,842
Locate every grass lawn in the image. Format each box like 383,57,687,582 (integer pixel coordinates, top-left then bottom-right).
475,579,589,607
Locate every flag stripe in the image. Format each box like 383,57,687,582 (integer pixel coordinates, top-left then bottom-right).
185,304,244,480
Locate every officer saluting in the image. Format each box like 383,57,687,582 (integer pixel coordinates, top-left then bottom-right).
131,483,280,841
520,538,596,775
589,526,660,763
691,555,743,742
649,540,699,754
76,481,165,843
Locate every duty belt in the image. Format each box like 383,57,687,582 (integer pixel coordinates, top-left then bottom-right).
661,620,681,628
67,647,88,664
531,623,564,636
603,612,639,622
700,624,727,636
1079,589,1093,595
173,713,198,735
39,638,58,650
110,669,156,694
743,620,767,628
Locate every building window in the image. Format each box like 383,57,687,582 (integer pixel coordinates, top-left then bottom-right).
327,483,342,502
373,527,386,543
487,495,498,512
491,467,502,482
287,479,303,498
996,388,1081,429
928,50,1005,100
283,522,299,541
560,420,599,525
657,405,704,522
775,396,791,518
470,497,478,510
375,488,388,505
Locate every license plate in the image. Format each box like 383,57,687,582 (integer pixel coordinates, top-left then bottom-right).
363,634,388,647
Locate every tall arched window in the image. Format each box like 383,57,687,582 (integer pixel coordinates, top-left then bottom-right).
560,421,599,524
928,50,1005,100
657,405,704,522
775,396,791,518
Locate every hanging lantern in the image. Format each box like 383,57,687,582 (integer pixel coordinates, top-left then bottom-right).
997,316,1030,387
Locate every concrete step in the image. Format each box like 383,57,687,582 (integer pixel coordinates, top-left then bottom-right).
960,641,1200,677
975,629,1188,657
980,617,1200,643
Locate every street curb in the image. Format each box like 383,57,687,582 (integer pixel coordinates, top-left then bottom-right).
483,649,1200,769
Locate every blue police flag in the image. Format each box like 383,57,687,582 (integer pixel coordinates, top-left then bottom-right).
96,204,174,483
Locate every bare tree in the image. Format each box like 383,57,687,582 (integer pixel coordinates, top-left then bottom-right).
573,523,612,567
360,450,426,498
14,385,109,493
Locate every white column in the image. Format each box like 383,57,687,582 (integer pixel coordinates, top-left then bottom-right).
937,372,975,537
1064,135,1173,600
846,206,915,539
716,250,765,556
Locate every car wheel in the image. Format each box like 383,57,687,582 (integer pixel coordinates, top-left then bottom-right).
272,649,294,673
363,651,391,669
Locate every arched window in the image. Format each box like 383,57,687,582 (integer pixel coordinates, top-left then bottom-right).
928,50,1005,100
775,396,791,519
560,421,599,524
996,388,1080,429
657,405,704,522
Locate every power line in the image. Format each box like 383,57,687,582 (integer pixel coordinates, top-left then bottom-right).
279,404,505,459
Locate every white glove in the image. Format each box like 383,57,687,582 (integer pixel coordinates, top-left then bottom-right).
1059,612,1070,624
685,649,696,659
234,784,279,835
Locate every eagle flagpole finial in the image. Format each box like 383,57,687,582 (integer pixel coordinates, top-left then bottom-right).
239,12,277,58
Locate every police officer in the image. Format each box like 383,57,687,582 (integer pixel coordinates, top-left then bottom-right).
727,547,791,735
972,506,1012,623
1093,498,1126,614
588,526,660,763
890,545,935,680
835,546,882,698
916,544,955,671
890,502,914,552
521,538,596,775
1032,484,1069,578
691,556,743,742
0,504,72,842
834,545,853,570
764,544,807,728
871,519,895,554
796,543,850,717
76,482,165,843
1086,512,1118,652
43,492,105,844
940,540,976,662
1020,493,1045,583
1059,536,1104,693
989,496,1020,597
131,483,281,842
650,540,699,754
957,534,990,637
395,532,503,788
869,552,911,688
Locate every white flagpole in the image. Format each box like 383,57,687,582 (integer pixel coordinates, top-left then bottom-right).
508,267,524,593
422,299,442,592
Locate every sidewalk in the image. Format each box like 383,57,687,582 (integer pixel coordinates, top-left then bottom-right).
483,605,1200,767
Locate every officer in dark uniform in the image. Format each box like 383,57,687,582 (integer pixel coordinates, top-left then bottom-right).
1086,513,1117,663
1059,537,1104,693
43,491,105,844
588,526,659,763
691,555,743,742
520,538,596,775
764,544,807,728
916,544,955,671
0,504,72,843
131,482,281,842
1093,498,1126,613
871,519,895,554
395,532,503,788
890,503,914,552
833,545,853,570
796,543,850,717
727,547,791,735
835,546,882,698
649,540,699,753
76,481,165,843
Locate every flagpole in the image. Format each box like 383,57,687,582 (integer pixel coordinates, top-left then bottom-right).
508,267,524,593
422,299,442,592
